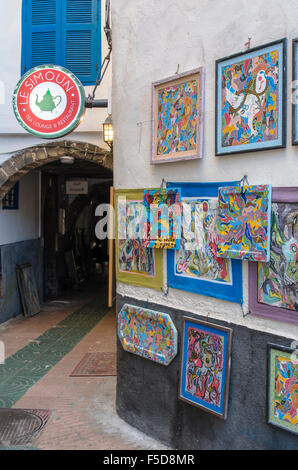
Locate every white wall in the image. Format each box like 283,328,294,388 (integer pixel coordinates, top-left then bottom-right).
0,0,112,248
0,171,40,245
112,0,298,339
0,0,111,143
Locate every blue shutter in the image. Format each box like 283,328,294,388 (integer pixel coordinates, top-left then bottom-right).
62,0,101,85
21,0,101,85
22,0,61,73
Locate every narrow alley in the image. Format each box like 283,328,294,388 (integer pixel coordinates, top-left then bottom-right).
0,280,167,450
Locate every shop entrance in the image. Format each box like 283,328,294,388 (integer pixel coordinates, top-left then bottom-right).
41,158,113,301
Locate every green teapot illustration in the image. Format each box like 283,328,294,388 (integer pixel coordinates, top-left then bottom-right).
35,89,62,112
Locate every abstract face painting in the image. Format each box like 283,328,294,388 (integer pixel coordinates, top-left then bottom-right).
179,317,232,419
115,189,163,290
268,344,298,435
216,39,286,155
216,184,272,262
248,188,298,325
152,68,204,163
258,202,298,311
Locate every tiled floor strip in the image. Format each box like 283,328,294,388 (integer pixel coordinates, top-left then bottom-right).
0,295,110,408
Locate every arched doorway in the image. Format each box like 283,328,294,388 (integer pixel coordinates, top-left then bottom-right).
0,140,112,200
0,141,113,320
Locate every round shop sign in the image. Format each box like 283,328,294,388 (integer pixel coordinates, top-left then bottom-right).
12,64,86,139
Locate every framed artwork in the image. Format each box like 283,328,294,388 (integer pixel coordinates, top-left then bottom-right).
118,303,178,366
267,343,298,435
217,184,272,262
249,187,298,325
143,188,181,249
115,189,163,290
151,67,204,164
292,39,298,145
179,316,232,419
167,182,243,304
216,39,287,155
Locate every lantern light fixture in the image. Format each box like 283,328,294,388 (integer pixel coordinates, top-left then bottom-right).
103,114,113,148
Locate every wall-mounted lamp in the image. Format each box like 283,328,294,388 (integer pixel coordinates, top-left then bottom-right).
103,115,113,148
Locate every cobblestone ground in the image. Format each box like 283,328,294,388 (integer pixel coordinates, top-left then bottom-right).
0,286,168,450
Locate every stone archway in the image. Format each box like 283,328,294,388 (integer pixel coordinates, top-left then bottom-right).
0,140,113,199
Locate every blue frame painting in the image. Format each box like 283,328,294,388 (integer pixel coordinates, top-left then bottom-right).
167,181,243,304
179,317,232,419
216,39,287,155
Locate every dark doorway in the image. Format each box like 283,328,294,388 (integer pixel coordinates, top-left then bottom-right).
41,158,113,300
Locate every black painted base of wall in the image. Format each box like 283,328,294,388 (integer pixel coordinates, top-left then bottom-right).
116,294,298,450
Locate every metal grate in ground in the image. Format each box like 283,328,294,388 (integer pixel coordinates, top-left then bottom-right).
0,409,51,446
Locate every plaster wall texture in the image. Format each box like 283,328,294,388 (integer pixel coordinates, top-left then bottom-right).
0,171,39,246
112,0,298,339
0,0,111,137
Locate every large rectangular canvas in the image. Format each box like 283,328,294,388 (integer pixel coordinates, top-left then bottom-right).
216,39,286,155
179,317,232,419
143,188,181,249
216,184,272,262
267,343,298,435
167,182,243,304
115,189,163,290
249,187,298,325
152,68,204,164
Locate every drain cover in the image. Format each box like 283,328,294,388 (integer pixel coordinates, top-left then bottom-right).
0,409,51,446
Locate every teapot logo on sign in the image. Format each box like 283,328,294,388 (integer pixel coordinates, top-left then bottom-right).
13,64,86,139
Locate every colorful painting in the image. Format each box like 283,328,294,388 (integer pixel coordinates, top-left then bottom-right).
175,198,231,282
216,184,272,262
268,344,298,435
258,202,298,311
248,187,298,325
216,39,286,155
143,188,181,249
179,317,232,419
118,304,178,366
152,68,204,163
115,189,163,290
167,182,243,304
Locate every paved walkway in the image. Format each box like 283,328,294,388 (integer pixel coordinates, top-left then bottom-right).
0,285,167,450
